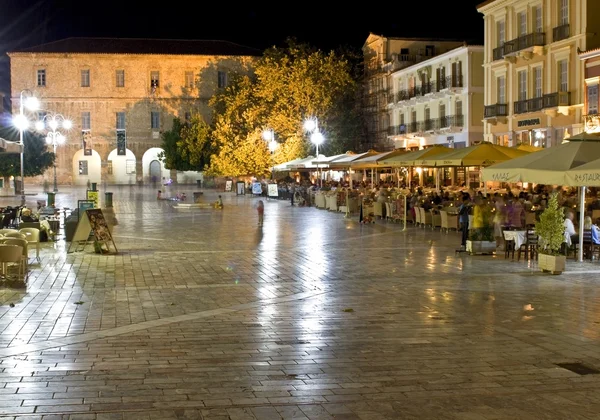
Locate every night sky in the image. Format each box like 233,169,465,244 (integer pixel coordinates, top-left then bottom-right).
0,0,485,108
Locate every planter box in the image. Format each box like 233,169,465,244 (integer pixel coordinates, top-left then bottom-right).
538,253,566,274
466,240,496,255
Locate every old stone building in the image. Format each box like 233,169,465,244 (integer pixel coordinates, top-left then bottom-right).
9,37,261,186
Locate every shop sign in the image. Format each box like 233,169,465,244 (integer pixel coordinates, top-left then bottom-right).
517,118,541,128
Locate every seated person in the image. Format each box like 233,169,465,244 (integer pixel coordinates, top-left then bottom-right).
20,208,38,222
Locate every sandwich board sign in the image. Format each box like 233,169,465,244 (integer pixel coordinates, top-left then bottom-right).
67,209,118,254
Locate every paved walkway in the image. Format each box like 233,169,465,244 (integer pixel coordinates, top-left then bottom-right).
0,186,600,419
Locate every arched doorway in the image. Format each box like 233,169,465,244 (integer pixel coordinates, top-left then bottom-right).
142,148,170,183
149,160,161,183
107,149,136,185
72,149,102,186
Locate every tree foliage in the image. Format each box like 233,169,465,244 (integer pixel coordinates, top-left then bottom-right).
536,192,565,255
0,125,54,178
158,116,212,171
207,39,365,176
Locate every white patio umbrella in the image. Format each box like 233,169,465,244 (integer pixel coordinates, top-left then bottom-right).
482,132,600,262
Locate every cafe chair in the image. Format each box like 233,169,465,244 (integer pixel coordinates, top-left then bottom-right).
1,238,28,273
0,244,25,281
19,227,40,262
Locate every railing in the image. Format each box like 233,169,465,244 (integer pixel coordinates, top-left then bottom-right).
584,113,600,130
484,103,508,118
514,99,529,114
493,46,504,61
408,88,417,98
421,81,435,95
407,122,418,133
388,125,407,135
543,91,570,108
502,32,546,56
440,114,464,127
553,24,570,42
396,89,410,102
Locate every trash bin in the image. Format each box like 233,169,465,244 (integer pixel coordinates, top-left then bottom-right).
196,179,202,188
105,192,113,208
47,192,56,207
91,182,97,191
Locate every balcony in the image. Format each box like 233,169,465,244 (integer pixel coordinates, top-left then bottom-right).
500,32,546,59
553,24,570,43
445,75,463,89
514,97,544,114
440,114,464,129
492,46,504,61
396,89,410,102
484,103,508,119
514,99,528,114
388,125,407,136
407,122,418,133
543,91,570,109
418,119,437,132
421,81,435,95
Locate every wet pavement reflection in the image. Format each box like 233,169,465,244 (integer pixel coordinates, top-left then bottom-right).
0,186,599,418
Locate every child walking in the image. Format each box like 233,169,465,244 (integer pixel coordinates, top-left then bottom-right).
256,200,264,226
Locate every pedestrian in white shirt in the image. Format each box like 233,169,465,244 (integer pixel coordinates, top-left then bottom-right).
564,210,578,246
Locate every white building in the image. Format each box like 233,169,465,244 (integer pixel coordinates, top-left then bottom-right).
386,45,485,150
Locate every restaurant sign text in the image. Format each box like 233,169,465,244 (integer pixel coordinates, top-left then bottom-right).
517,118,541,127
573,173,600,183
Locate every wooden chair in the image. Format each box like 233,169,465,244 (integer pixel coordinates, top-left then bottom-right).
1,238,28,273
517,230,539,262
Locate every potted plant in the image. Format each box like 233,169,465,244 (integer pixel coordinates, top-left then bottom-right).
536,192,566,274
467,200,496,254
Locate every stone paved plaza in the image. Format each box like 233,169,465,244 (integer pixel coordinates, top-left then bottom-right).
1,185,600,419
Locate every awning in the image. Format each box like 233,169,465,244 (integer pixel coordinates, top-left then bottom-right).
349,149,408,169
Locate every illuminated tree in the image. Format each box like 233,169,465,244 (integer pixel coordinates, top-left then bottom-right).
158,115,212,171
208,39,364,176
0,124,54,187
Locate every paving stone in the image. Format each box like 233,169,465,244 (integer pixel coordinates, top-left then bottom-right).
0,186,599,418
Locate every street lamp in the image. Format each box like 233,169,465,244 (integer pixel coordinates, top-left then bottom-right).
13,90,40,205
262,129,278,179
36,114,72,192
304,117,324,187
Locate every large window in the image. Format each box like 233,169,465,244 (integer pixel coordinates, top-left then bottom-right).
518,70,528,101
559,60,568,92
81,112,91,130
497,75,506,104
151,71,160,91
116,112,126,130
151,111,160,129
588,85,599,115
78,160,88,176
560,0,569,25
535,6,543,33
185,71,194,88
126,160,136,174
116,70,125,88
217,71,227,88
497,20,505,46
37,69,46,87
535,67,543,98
81,69,90,87
518,11,527,36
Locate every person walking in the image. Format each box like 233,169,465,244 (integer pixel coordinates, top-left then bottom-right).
458,194,471,251
256,200,264,226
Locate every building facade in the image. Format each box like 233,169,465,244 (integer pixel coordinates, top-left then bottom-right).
362,34,465,151
478,0,600,148
386,45,485,151
9,38,260,186
581,48,600,132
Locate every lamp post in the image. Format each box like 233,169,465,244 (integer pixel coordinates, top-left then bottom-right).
36,114,72,192
304,117,324,187
12,90,40,205
262,128,278,179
